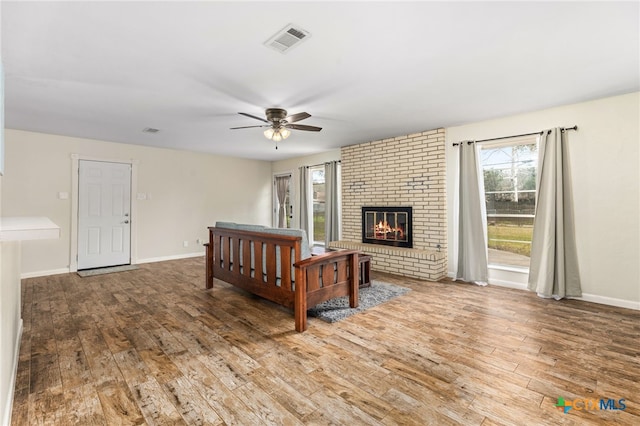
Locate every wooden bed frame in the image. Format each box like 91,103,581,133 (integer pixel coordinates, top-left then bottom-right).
205,226,359,332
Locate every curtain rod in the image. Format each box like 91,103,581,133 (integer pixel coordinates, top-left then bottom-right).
305,160,341,168
452,125,578,146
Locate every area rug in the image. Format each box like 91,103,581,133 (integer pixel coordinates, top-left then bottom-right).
77,264,138,277
308,280,410,323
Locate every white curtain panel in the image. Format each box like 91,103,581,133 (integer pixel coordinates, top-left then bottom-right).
528,128,582,298
298,166,311,237
324,161,340,246
455,141,488,285
275,175,290,228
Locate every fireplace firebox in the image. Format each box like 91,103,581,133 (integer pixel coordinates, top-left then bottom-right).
362,206,413,248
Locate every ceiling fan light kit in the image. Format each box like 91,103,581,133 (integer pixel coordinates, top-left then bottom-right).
232,107,322,149
264,127,291,141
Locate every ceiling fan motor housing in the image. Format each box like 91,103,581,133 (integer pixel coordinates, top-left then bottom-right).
230,109,321,133
266,108,288,125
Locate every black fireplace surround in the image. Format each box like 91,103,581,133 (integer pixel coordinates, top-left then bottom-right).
361,206,413,248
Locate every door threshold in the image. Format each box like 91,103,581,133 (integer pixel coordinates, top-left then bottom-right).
77,264,138,277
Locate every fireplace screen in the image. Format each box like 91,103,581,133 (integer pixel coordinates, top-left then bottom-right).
362,206,413,248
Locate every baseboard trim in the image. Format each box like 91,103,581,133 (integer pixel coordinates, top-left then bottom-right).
489,282,639,310
19,253,206,278
21,268,70,279
3,319,23,426
137,252,204,264
448,271,639,311
575,293,640,311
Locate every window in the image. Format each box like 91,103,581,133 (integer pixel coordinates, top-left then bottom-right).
310,166,325,245
480,137,538,268
273,173,292,228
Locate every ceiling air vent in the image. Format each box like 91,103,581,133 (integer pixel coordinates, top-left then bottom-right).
264,24,310,54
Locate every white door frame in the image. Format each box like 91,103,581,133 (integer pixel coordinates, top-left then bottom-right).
70,153,139,272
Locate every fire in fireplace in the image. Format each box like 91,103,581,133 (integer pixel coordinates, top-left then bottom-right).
362,206,413,248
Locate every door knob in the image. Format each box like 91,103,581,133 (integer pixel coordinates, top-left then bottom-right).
123,220,130,224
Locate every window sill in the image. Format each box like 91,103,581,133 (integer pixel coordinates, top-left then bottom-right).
488,264,529,274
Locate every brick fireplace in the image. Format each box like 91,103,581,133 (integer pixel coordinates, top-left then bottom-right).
330,128,447,281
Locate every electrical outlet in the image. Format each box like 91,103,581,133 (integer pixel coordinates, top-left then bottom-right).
183,241,189,248
196,238,202,245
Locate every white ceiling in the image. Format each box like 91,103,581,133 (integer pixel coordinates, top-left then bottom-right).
2,1,639,161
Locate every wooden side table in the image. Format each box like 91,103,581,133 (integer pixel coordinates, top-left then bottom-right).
358,254,372,288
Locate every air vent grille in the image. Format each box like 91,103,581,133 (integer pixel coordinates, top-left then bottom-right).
265,24,310,54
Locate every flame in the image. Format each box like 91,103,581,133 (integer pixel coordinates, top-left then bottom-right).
374,220,404,239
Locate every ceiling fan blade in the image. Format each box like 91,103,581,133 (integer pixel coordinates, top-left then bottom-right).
230,125,270,130
286,112,311,123
286,124,322,132
238,112,269,123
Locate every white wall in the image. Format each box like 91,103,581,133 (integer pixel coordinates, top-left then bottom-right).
271,149,340,229
1,42,22,422
446,92,640,307
0,237,20,426
2,130,272,275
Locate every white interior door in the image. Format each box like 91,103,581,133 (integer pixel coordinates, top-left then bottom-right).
78,160,132,269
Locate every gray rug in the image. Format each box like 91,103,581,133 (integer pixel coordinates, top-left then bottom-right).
77,264,138,277
308,280,410,323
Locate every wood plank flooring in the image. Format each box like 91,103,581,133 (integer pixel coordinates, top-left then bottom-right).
11,257,640,425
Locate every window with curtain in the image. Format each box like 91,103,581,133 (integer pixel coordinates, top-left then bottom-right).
309,165,325,245
480,136,538,268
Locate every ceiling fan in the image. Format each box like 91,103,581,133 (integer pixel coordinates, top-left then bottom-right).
230,108,322,146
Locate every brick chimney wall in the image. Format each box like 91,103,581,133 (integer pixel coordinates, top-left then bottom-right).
334,128,447,280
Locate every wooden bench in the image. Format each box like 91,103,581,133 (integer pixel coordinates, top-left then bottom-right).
206,226,360,332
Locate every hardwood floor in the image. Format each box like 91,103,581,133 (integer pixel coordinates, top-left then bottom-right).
11,257,640,425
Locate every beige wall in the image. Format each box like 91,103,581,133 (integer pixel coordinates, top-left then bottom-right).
272,150,341,175
446,92,640,307
2,130,273,275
